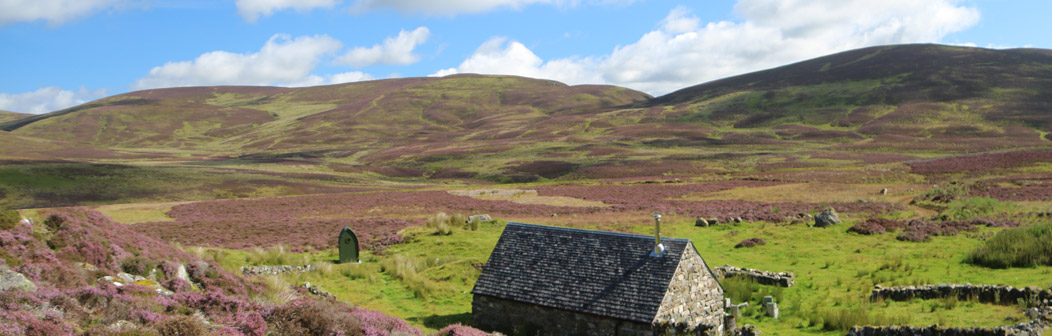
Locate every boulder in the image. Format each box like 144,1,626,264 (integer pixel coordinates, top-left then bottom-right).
695,218,709,227
468,214,493,223
0,264,36,292
814,208,842,227
880,188,888,195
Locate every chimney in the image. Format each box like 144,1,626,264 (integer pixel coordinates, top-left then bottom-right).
650,214,665,257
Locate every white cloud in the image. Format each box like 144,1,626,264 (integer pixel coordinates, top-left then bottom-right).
288,71,376,87
0,0,123,26
235,0,341,23
132,34,343,90
336,27,430,67
434,0,980,95
350,0,636,16
429,37,601,85
0,87,108,114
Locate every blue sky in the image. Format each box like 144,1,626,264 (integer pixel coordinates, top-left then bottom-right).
1,0,1049,114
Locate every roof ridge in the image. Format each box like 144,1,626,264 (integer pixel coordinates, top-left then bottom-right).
506,222,691,242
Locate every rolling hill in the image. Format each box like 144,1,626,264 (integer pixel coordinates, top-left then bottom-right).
0,44,1049,183
0,110,29,123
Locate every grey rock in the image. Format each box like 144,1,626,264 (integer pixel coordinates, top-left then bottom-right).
695,218,709,227
468,214,493,223
880,188,888,195
813,208,842,228
765,302,778,319
175,264,190,283
117,272,145,284
0,264,36,292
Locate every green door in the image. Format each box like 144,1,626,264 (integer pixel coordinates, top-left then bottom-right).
338,226,359,263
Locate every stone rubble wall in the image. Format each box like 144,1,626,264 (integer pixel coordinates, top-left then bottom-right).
712,265,794,287
870,284,1052,306
241,264,316,275
846,321,1046,336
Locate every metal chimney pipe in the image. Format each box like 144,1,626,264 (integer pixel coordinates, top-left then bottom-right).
651,214,665,257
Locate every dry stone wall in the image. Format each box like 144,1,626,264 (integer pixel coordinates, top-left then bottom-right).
712,265,794,287
871,284,1052,306
240,264,316,275
847,321,1045,336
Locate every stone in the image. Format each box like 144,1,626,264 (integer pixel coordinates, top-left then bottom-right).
0,264,36,292
117,272,145,284
725,298,731,308
733,217,743,224
765,302,778,319
762,296,773,305
727,305,741,320
175,264,190,283
813,208,842,228
468,214,493,223
695,218,709,227
880,188,888,195
709,218,720,225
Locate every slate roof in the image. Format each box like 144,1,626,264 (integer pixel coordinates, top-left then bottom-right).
472,222,691,324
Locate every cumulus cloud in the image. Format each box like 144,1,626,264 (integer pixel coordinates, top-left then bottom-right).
429,37,601,85
0,0,123,26
132,34,343,90
0,87,108,114
235,0,341,22
435,0,980,95
337,27,430,67
350,0,636,16
288,71,376,87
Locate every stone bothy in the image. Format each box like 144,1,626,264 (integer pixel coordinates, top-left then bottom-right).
472,222,725,336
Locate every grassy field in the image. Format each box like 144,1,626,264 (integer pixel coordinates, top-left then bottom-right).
182,206,1050,334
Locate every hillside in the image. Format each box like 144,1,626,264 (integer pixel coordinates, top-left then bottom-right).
648,44,1052,139
0,110,29,123
0,44,1050,186
1,75,649,151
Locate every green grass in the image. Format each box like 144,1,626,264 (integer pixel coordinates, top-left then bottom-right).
192,214,1048,335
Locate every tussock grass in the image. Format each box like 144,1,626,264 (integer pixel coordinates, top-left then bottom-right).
967,222,1052,268
246,245,309,266
380,254,436,298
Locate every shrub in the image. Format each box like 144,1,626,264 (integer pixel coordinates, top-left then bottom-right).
848,218,905,235
0,209,20,230
734,238,767,248
434,323,489,336
155,315,208,336
121,256,156,275
267,299,362,336
967,222,1052,268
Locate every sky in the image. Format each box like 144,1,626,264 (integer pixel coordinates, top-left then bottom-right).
0,0,1049,114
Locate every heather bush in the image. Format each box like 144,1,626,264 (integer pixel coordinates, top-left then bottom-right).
847,218,905,235
433,323,488,336
267,299,363,336
734,238,767,248
0,209,19,230
967,222,1052,268
155,315,208,336
121,256,156,275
